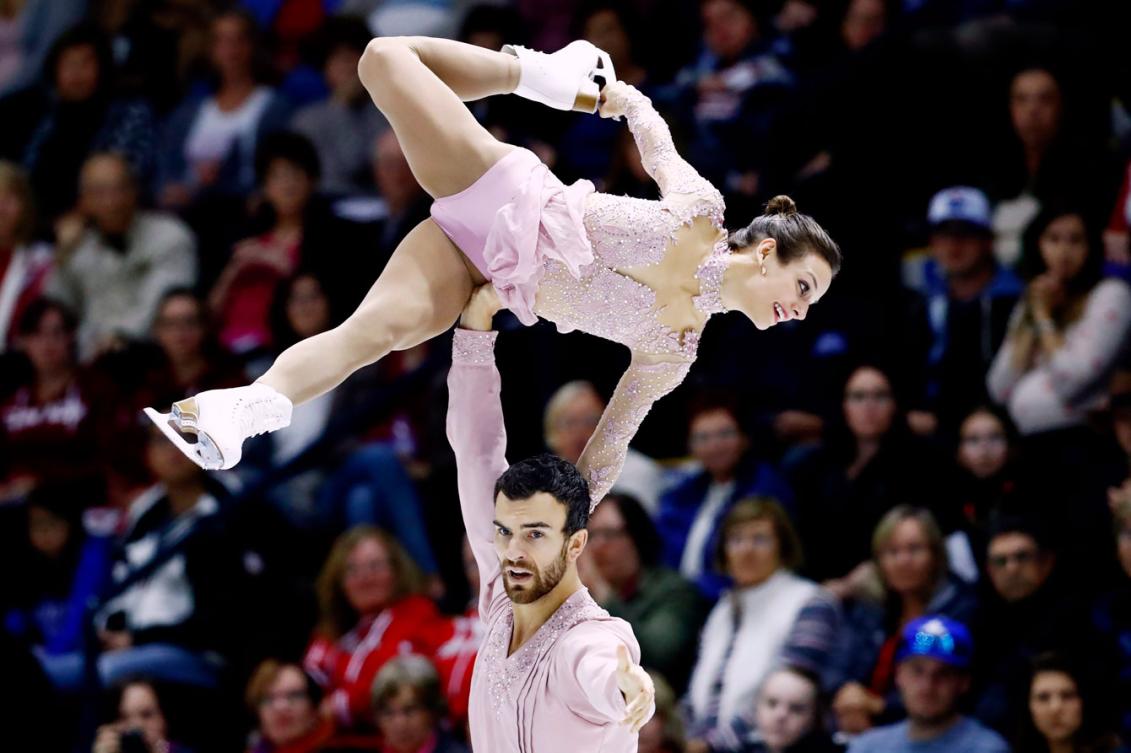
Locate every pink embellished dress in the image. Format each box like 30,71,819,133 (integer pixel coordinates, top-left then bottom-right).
447,329,643,753
431,87,730,505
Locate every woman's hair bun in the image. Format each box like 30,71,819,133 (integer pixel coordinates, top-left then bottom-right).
765,195,798,217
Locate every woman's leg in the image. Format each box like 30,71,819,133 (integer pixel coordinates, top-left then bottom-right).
357,36,521,198
257,219,473,405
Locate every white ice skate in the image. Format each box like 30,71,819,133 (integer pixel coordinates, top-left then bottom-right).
143,383,292,470
501,39,615,114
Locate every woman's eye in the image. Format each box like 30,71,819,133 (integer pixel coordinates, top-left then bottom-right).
799,280,809,295
530,531,543,540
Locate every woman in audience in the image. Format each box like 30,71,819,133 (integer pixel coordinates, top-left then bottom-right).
1016,653,1126,753
989,204,1131,435
158,8,290,208
734,666,840,753
786,364,957,583
371,655,469,753
1093,496,1131,744
304,526,452,732
149,289,245,401
829,506,977,735
245,660,333,753
954,405,1024,563
0,161,52,352
686,499,835,751
0,298,104,502
92,678,191,753
24,23,156,224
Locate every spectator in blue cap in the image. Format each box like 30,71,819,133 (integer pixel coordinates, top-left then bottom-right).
846,615,1010,753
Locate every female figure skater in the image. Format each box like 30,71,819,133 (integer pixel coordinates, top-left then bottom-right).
147,36,841,505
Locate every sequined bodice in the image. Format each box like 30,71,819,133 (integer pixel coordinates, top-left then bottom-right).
534,192,730,359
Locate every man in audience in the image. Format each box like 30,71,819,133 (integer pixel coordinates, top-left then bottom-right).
847,615,1010,753
45,152,196,360
544,380,668,514
972,516,1085,733
903,186,1022,433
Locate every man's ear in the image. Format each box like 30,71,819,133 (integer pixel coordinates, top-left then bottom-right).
568,529,588,560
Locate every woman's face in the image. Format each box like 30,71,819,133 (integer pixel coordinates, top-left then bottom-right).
286,275,331,339
877,518,935,596
957,410,1008,479
742,244,834,331
120,684,168,747
376,686,435,753
689,409,747,479
843,367,896,442
211,15,253,79
1029,670,1083,745
154,295,206,364
55,43,100,102
264,159,313,219
755,670,818,751
842,0,886,51
702,0,758,60
725,518,781,588
1039,213,1088,284
343,536,396,615
258,666,318,747
28,505,71,559
0,186,26,246
19,309,74,376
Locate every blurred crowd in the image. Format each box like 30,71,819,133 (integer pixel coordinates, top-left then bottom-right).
2,0,1131,752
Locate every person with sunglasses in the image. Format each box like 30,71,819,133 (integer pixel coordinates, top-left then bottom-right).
846,616,1008,753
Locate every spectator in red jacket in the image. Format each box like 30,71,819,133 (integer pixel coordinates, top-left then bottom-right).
303,526,451,732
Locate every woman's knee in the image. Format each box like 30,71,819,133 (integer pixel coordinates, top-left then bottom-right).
359,37,420,95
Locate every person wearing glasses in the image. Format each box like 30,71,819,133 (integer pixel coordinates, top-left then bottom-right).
657,393,793,600
685,498,837,752
370,655,469,753
245,661,333,753
846,615,1009,753
972,517,1087,735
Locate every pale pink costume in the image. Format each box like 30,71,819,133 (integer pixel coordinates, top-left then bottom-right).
447,328,642,752
432,88,731,504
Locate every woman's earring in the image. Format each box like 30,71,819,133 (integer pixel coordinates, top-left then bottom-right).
760,263,768,276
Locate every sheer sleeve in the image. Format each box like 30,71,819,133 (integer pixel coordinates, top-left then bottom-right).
621,86,724,215
578,353,692,508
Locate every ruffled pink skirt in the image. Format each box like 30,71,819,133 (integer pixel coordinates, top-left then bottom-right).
429,148,595,326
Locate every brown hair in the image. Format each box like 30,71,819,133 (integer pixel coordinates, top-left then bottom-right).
315,526,424,640
714,497,804,573
0,161,36,246
728,195,842,275
871,505,949,591
371,655,446,717
245,660,321,711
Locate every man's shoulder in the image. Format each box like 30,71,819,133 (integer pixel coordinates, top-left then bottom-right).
846,722,907,752
951,717,1010,752
135,211,194,247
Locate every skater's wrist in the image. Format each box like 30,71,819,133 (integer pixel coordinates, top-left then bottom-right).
452,329,497,364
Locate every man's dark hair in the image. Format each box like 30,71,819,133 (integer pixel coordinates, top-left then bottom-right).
987,514,1054,554
603,493,661,567
494,454,590,535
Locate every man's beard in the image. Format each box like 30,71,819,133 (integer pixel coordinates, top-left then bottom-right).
502,542,569,605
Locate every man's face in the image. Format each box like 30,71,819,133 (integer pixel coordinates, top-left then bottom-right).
987,532,1053,603
896,657,968,725
80,155,137,235
494,492,583,605
929,229,992,279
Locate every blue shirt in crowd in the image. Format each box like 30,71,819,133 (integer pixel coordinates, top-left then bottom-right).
846,717,1010,753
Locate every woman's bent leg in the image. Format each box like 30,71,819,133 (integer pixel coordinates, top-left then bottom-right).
257,219,473,405
358,36,520,199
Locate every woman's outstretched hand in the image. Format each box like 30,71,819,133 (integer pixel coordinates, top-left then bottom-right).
598,80,634,120
460,284,502,331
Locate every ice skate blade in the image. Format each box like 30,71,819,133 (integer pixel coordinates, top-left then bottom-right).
142,407,224,470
